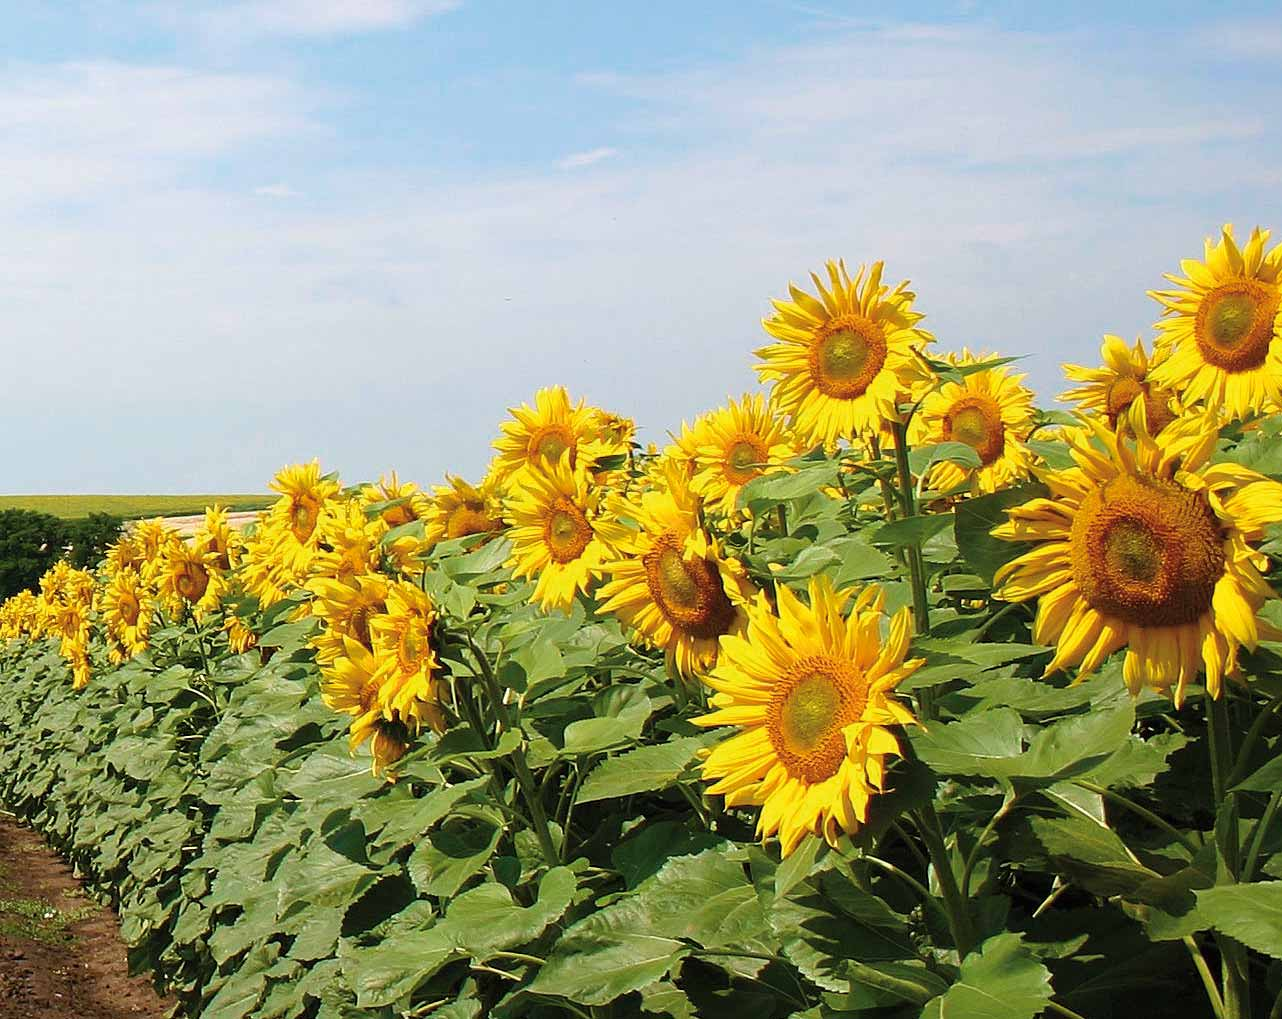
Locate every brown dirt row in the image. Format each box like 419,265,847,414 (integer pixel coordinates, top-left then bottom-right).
0,814,172,1019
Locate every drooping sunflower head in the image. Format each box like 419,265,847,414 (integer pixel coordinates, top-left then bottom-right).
193,504,244,571
321,635,414,777
159,542,223,621
266,460,343,565
693,576,922,857
360,471,431,528
423,473,505,548
994,408,1282,704
369,580,447,733
505,455,625,613
597,463,755,676
1148,224,1282,420
309,497,385,583
103,534,142,576
99,567,151,660
755,260,934,449
1061,335,1180,434
132,519,183,587
309,572,390,665
909,349,1036,495
492,386,629,485
685,394,800,516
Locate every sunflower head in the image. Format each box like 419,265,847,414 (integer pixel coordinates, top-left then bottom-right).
492,386,629,485
505,456,623,612
360,472,431,528
1148,224,1282,420
1061,335,1179,434
994,407,1282,704
684,394,800,516
910,349,1036,495
424,473,505,548
693,577,922,857
755,260,934,449
597,463,755,676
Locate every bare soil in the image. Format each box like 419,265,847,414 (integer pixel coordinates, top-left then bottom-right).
0,815,173,1019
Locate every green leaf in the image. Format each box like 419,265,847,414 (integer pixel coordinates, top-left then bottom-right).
257,616,321,651
561,695,651,755
1195,882,1282,958
1232,753,1282,793
445,866,578,957
1028,816,1161,897
576,734,715,804
910,441,983,473
407,814,504,898
870,513,953,549
920,933,1052,1019
910,708,1024,776
954,482,1050,583
738,461,839,511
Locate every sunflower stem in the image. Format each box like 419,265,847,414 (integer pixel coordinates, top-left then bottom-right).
1074,780,1199,858
890,422,931,639
1242,788,1282,883
914,803,975,958
466,635,561,868
1184,936,1227,1019
1206,692,1251,1019
774,503,788,537
1226,690,1282,788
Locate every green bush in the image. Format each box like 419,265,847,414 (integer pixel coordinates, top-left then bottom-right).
0,509,67,598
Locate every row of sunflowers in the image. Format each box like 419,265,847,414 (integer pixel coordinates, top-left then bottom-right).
2,223,1282,1019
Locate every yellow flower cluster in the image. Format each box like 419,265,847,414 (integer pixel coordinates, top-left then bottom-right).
2,225,1281,857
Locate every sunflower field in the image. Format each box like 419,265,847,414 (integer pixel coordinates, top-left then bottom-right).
3,224,1282,1019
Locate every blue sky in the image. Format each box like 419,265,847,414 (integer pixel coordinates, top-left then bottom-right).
3,1,1282,492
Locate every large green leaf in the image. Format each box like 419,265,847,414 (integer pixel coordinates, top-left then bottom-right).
919,933,1053,1019
575,734,714,804
1195,882,1282,958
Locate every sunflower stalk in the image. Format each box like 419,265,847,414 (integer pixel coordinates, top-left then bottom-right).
889,421,931,639
465,635,561,868
1206,692,1252,1019
913,803,976,958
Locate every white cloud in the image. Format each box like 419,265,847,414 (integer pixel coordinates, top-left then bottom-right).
254,184,301,198
190,0,459,40
1204,18,1282,57
557,147,619,170
4,22,1281,492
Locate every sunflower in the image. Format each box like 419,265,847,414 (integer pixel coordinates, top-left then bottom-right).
1148,224,1282,420
492,386,628,484
132,519,183,588
104,534,143,576
505,456,624,612
99,567,152,662
909,349,1036,495
224,614,258,654
994,408,1282,705
193,505,244,572
597,464,755,676
264,461,342,572
309,498,384,583
322,635,415,777
159,543,225,621
693,577,921,857
685,394,799,516
755,260,934,449
422,474,505,548
369,580,447,733
1061,335,1179,433
360,472,431,528
309,573,389,666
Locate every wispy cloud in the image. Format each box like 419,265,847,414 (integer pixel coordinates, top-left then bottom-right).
182,0,460,41
557,147,619,170
4,20,1282,491
254,184,301,198
1203,18,1282,58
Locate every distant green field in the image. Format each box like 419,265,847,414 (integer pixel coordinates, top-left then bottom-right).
0,495,274,520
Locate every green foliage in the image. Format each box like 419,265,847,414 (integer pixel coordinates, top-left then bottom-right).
0,508,66,597
64,512,123,568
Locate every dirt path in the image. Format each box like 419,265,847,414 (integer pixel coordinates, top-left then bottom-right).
0,815,172,1019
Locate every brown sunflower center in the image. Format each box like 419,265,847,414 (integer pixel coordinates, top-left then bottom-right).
350,604,376,648
642,534,736,639
1070,474,1225,627
529,424,576,464
118,591,140,627
808,314,888,399
1194,279,1280,373
724,437,769,484
175,563,209,603
943,395,1005,466
446,502,497,539
290,497,320,543
767,654,868,784
544,498,593,563
1104,376,1178,434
